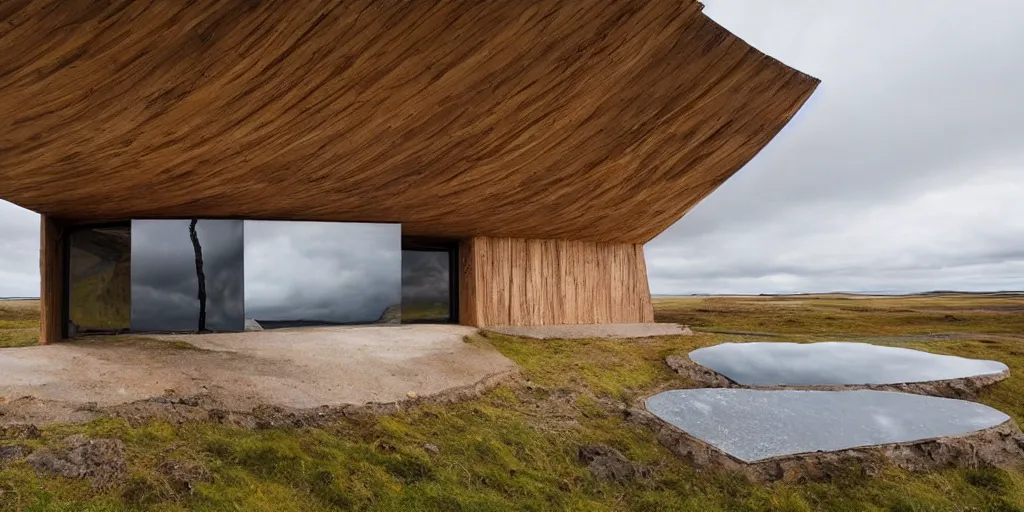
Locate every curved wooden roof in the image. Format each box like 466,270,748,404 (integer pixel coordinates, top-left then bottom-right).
0,0,817,243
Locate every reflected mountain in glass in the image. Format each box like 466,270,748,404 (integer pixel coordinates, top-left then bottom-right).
68,225,131,334
646,388,1010,463
689,342,1008,386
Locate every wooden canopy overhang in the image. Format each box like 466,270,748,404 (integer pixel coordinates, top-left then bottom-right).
0,0,818,244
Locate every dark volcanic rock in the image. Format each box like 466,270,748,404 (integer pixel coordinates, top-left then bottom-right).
26,435,126,488
578,444,641,482
0,423,41,440
0,444,32,465
158,459,214,495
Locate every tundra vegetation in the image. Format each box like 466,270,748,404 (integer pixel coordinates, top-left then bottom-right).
1,293,1023,511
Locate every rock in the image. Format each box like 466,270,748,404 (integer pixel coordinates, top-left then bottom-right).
157,459,213,495
26,435,127,488
244,317,264,331
0,423,41,440
0,444,32,464
679,325,694,335
578,444,638,482
423,443,440,454
375,304,402,324
407,391,418,399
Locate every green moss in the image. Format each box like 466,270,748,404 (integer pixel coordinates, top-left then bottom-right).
0,327,37,348
2,296,1024,510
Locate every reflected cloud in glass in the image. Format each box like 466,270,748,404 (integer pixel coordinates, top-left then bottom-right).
130,219,244,332
244,221,401,327
401,250,451,323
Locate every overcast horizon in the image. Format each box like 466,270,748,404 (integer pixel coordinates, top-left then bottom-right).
2,0,1022,297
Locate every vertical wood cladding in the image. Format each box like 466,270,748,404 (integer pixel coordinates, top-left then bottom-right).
39,215,64,344
459,237,654,327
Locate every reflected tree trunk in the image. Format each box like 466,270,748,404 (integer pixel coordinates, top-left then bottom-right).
189,219,207,332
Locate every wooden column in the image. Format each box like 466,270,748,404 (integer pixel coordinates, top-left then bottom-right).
39,215,65,344
459,236,654,327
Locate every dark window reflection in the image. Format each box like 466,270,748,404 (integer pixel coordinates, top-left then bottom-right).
244,221,401,328
130,220,244,332
67,225,131,335
401,250,452,323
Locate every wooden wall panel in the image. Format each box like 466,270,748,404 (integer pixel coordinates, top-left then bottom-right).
0,0,818,244
39,215,64,344
459,236,654,327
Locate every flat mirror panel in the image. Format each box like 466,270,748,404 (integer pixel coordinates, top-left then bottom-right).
130,220,244,332
401,250,451,323
688,342,1009,386
244,221,401,329
646,389,1010,463
67,225,131,334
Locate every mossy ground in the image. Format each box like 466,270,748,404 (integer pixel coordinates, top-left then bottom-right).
2,295,1024,511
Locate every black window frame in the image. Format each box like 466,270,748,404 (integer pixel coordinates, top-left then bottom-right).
401,237,459,324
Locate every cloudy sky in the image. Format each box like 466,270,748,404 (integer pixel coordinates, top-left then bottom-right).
647,0,1024,294
1,0,1022,297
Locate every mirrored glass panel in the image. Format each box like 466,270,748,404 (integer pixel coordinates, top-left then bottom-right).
67,225,131,334
646,389,1010,463
688,342,1010,386
244,221,401,329
130,220,244,332
401,250,451,323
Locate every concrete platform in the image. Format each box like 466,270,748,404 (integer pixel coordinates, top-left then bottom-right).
0,325,517,425
488,323,693,340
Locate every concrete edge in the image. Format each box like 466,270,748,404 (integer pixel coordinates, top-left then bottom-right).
484,323,695,340
0,368,522,429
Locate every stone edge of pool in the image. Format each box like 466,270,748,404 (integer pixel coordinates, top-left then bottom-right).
629,394,1024,483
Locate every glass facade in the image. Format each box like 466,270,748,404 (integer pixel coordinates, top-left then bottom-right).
67,224,131,335
243,221,402,329
130,220,245,333
65,220,448,335
401,250,452,323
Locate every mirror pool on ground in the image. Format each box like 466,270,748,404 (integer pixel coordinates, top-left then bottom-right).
688,342,1008,386
645,388,1010,463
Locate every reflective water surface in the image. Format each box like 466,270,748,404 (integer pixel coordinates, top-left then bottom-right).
646,388,1009,463
689,342,1008,386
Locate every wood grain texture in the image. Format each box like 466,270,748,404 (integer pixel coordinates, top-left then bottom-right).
459,237,653,327
39,215,64,344
0,0,818,244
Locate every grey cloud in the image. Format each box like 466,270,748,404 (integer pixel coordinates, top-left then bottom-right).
401,251,450,304
243,221,401,324
130,220,244,332
647,0,1024,293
